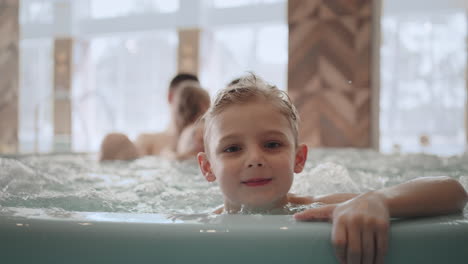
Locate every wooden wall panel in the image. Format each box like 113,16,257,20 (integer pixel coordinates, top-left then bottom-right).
53,38,73,151
178,28,200,75
288,0,373,148
0,0,19,153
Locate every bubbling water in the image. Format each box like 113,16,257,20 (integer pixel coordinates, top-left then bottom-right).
0,149,467,215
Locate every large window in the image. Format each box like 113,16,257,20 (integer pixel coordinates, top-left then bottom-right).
19,39,53,153
210,0,284,8
86,0,179,19
20,0,53,24
18,0,288,152
380,11,467,155
200,24,288,94
19,0,467,155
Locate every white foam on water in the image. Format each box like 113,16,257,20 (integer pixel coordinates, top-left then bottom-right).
1,149,467,214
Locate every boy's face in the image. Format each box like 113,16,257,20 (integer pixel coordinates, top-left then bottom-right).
198,100,307,210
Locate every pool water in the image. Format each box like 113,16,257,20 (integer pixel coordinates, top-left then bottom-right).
1,149,467,215
1,149,467,264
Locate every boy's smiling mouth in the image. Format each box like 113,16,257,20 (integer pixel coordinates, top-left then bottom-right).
241,178,273,187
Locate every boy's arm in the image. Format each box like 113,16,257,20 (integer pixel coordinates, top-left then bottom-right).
295,176,467,264
313,193,359,205
297,176,467,220
374,176,467,218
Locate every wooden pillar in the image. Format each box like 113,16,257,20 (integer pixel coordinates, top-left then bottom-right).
466,11,468,149
178,28,200,75
53,38,73,152
371,0,381,150
288,0,375,148
0,0,19,153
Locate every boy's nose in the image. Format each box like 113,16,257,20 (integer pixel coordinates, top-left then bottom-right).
246,147,265,168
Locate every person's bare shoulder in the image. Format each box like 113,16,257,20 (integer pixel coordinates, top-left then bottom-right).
99,133,139,161
135,132,174,156
135,133,153,155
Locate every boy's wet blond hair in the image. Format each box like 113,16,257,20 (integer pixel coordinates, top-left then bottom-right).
203,74,299,151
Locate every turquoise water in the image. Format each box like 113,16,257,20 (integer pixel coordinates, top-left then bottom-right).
1,149,467,214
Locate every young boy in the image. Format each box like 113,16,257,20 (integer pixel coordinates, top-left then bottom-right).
197,74,468,264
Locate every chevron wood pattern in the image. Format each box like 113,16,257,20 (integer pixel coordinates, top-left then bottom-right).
288,0,373,147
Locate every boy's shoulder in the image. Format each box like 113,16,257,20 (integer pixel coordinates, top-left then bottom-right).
213,206,224,214
287,193,314,205
286,193,359,205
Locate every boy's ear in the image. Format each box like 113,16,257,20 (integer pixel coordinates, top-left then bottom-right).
197,152,216,182
168,91,174,104
294,144,308,173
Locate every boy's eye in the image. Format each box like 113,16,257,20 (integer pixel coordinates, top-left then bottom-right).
224,145,241,153
265,141,281,149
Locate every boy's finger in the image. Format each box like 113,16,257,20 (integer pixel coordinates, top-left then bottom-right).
293,204,336,221
332,219,347,264
362,229,375,264
375,223,389,264
347,222,361,264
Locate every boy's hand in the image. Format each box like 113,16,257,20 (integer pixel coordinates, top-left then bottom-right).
294,193,390,264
